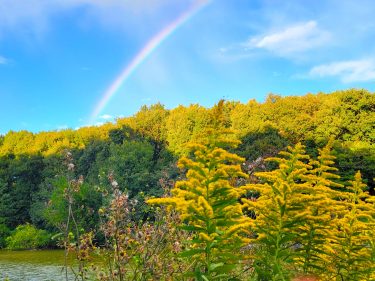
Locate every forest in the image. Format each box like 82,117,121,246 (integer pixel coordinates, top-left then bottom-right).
0,88,374,280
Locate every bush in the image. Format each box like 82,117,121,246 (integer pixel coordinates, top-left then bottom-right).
0,223,10,248
6,224,51,250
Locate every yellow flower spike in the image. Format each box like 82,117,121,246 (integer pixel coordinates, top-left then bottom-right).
146,121,251,278
197,196,214,218
199,233,212,242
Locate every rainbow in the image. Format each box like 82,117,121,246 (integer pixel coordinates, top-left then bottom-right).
90,0,211,123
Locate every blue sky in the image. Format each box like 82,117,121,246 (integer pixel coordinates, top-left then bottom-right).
0,0,374,133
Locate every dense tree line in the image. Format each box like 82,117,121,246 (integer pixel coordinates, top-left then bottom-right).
52,106,375,280
0,89,374,250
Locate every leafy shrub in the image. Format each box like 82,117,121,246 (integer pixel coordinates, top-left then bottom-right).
6,223,51,250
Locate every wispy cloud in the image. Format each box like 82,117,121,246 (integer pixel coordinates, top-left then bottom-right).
94,122,104,127
309,59,375,83
0,0,185,39
0,56,8,64
244,21,330,57
57,124,69,130
98,114,113,120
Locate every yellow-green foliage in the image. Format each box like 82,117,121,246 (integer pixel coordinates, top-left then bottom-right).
125,103,169,143
296,141,344,276
241,142,353,280
242,141,375,280
243,144,317,280
148,129,252,279
165,104,212,156
326,171,375,280
0,89,373,159
147,137,375,280
0,124,116,156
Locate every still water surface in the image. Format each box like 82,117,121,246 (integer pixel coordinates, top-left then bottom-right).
0,250,75,281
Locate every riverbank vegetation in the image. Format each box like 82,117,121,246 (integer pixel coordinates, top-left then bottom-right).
0,89,374,280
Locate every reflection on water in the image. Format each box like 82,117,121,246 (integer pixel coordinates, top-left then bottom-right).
0,250,74,281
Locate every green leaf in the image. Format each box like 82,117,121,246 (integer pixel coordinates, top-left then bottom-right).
209,262,224,271
179,224,205,232
280,203,286,216
212,273,231,280
214,263,236,274
179,248,205,258
201,275,210,281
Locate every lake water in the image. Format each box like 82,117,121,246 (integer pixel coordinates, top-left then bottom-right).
0,250,75,281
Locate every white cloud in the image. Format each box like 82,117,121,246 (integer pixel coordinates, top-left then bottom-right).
309,59,375,83
246,21,330,57
98,114,113,120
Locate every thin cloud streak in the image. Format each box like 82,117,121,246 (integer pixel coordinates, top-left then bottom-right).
246,21,331,56
309,59,375,83
218,20,331,62
99,114,114,120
